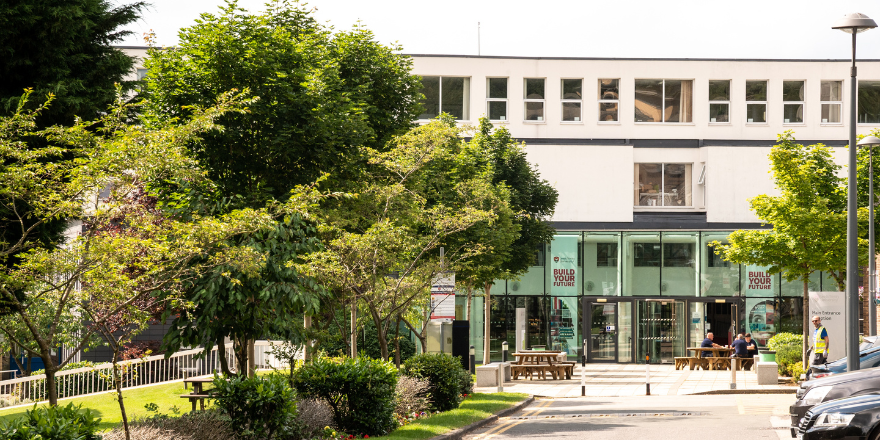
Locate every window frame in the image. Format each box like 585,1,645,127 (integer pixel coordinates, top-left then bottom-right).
708,79,731,125
598,78,620,124
417,75,471,122
486,77,509,123
634,162,694,208
523,78,546,123
745,80,768,125
782,80,806,125
560,78,583,124
858,79,880,125
821,80,843,126
633,78,695,124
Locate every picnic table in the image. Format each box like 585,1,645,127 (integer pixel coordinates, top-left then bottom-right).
511,351,574,380
180,376,216,411
686,347,739,370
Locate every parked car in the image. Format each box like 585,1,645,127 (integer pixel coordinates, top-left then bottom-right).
809,346,880,379
791,368,880,437
796,393,880,439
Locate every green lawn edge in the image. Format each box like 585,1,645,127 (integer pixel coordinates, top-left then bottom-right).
377,393,529,440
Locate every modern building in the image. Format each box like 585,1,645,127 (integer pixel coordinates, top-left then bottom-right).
409,54,880,363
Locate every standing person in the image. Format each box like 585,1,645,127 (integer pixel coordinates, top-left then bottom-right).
745,333,760,358
811,316,830,365
731,334,749,358
701,332,722,358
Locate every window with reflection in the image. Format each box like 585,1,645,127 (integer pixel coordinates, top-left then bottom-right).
585,232,620,296
598,79,619,122
634,163,692,207
858,80,880,124
418,76,470,120
561,79,582,122
623,232,660,296
709,80,730,123
746,80,767,124
486,78,508,121
701,232,739,297
634,79,693,123
821,81,842,124
524,78,545,121
783,80,804,124
662,232,698,296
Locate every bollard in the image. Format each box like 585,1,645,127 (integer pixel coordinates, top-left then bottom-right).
730,357,737,389
645,355,651,396
497,361,504,393
581,339,587,396
522,329,526,351
502,341,509,363
469,345,475,374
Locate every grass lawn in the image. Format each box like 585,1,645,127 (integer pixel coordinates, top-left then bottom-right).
378,393,529,440
0,380,211,431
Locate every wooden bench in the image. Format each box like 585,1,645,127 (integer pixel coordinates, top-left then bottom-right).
180,393,211,412
674,357,690,370
558,361,577,379
511,364,565,380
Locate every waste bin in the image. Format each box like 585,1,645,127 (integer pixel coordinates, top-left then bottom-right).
759,350,776,363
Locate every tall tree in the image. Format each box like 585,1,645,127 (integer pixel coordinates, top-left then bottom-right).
144,0,422,365
713,131,867,365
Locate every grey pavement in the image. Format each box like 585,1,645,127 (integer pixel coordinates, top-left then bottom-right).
475,363,796,397
464,394,795,440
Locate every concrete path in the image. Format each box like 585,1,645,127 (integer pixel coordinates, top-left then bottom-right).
475,363,795,397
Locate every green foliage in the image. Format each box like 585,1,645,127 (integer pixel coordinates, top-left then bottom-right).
457,368,474,396
402,353,467,412
790,363,807,382
776,344,803,376
210,374,300,440
292,357,398,436
0,403,101,440
767,332,804,351
318,322,416,361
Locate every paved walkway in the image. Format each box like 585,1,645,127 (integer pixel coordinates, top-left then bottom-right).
475,363,796,397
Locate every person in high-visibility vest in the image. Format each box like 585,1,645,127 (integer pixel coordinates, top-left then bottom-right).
811,316,830,365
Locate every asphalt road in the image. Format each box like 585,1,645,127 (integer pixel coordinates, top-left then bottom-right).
464,394,795,440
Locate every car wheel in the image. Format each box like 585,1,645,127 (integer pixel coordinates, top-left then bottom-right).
870,425,880,440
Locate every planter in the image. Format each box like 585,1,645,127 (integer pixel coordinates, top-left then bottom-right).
759,350,776,363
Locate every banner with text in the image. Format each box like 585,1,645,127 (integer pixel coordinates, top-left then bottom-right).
808,291,845,362
430,272,456,321
743,264,777,297
551,235,578,295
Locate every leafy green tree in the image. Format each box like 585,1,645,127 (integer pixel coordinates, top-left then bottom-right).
0,90,273,406
713,132,867,364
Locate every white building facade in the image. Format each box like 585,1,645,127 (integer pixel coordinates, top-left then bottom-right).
410,55,880,363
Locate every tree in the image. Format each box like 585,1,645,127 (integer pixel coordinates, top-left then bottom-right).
448,118,557,365
0,89,274,406
144,0,422,367
294,120,501,361
713,131,867,365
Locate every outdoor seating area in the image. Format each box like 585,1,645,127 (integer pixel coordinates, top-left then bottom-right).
673,347,754,371
510,350,577,380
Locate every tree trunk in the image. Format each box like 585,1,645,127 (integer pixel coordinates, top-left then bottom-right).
803,278,810,369
246,339,255,378
112,346,131,440
217,338,231,375
41,348,59,406
304,315,312,362
378,323,390,361
350,300,358,358
483,282,492,365
394,314,402,368
465,286,473,321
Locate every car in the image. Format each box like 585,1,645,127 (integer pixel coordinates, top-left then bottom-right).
809,346,880,379
791,368,880,437
797,393,880,439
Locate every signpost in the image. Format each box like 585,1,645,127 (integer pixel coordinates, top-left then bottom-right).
809,291,846,362
430,272,456,321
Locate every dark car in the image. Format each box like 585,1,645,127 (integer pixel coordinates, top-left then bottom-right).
809,346,880,379
791,368,880,437
797,393,880,439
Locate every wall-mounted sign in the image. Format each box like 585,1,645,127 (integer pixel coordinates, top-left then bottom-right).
605,325,615,332
551,235,578,295
430,272,456,321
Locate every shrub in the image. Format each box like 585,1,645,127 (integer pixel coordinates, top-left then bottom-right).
103,409,235,440
395,375,432,417
0,403,101,440
767,332,803,351
402,353,466,412
318,323,417,361
776,344,803,376
458,368,474,396
293,356,398,436
790,363,807,383
211,374,301,440
296,398,335,438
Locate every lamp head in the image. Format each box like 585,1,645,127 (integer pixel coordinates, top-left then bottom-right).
833,12,877,34
859,135,880,146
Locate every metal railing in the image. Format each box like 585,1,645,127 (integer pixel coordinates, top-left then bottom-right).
0,341,293,403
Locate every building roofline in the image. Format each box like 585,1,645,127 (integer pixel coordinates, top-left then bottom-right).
404,53,880,63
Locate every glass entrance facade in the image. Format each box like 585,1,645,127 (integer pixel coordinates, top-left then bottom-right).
460,230,839,363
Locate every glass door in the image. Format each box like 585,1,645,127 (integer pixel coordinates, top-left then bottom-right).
637,300,685,363
589,303,617,362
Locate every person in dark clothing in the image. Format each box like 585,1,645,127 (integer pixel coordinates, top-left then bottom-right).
701,332,721,357
745,333,760,358
731,334,749,357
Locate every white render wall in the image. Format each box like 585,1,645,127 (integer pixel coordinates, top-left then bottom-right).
410,55,880,225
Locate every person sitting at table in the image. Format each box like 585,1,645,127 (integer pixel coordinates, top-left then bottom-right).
745,333,760,358
701,332,721,357
731,334,749,358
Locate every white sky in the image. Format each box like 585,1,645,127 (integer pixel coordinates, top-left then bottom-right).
120,0,880,59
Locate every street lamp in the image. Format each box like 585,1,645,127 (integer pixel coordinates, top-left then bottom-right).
859,135,880,338
834,13,877,373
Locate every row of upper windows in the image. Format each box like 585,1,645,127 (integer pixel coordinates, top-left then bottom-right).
417,76,880,126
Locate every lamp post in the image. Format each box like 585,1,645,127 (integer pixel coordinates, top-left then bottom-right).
834,13,877,373
859,135,880,337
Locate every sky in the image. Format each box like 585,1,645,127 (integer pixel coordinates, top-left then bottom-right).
119,0,880,59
